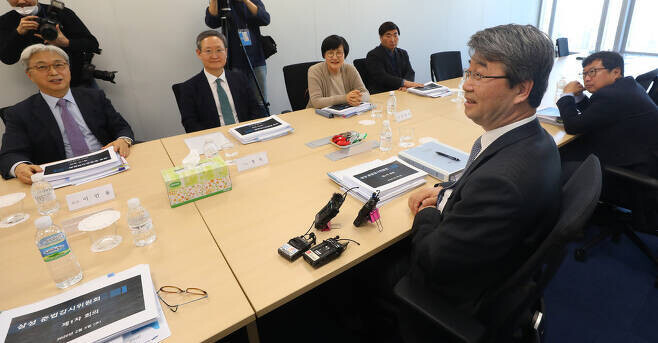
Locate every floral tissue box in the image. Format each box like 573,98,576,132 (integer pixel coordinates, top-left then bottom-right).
161,157,232,208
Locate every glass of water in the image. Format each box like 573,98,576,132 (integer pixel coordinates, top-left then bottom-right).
371,102,383,119
451,71,466,103
398,127,415,148
222,141,238,164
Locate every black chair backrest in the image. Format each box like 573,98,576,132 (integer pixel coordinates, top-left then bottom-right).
647,76,658,106
556,37,570,57
430,51,463,82
282,61,321,111
0,107,8,125
636,68,658,90
171,83,184,117
353,58,370,92
482,154,602,336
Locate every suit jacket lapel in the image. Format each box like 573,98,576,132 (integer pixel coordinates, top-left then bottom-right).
31,94,66,158
71,88,99,139
443,119,542,212
197,70,220,123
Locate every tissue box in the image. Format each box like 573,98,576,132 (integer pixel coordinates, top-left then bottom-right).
161,156,232,208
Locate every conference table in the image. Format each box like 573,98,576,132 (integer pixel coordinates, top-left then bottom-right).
0,140,255,342
0,76,573,342
161,77,574,318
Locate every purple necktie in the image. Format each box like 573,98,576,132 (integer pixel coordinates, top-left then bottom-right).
57,98,90,157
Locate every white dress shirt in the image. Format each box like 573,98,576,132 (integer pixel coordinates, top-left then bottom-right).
204,68,238,126
438,114,538,211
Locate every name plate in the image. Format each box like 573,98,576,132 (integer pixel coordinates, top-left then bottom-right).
66,184,116,211
236,152,269,172
394,109,412,122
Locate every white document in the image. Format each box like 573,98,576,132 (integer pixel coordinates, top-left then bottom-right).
0,264,159,343
229,115,294,144
41,148,129,189
183,132,230,153
106,287,171,343
407,82,452,98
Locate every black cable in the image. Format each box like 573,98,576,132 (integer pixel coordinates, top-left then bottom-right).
337,238,361,246
343,186,359,198
304,220,315,236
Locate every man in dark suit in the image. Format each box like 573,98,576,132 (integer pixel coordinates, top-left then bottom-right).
338,24,560,342
365,21,423,94
0,44,134,184
557,51,658,183
177,30,264,133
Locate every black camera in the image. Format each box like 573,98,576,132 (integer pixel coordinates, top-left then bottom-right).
81,51,118,84
34,0,65,41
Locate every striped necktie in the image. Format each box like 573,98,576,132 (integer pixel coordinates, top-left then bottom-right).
57,98,90,156
436,136,482,207
215,78,235,125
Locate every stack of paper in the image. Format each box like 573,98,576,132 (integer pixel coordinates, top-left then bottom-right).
228,115,294,144
327,157,427,205
399,140,468,181
536,107,564,126
41,148,129,189
407,82,452,98
321,102,372,118
0,264,170,343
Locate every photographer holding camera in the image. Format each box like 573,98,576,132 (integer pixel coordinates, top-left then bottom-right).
0,0,99,87
206,0,270,108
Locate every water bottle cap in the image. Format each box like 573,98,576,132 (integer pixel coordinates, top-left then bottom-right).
127,198,140,208
389,91,395,95
31,173,44,182
35,216,52,229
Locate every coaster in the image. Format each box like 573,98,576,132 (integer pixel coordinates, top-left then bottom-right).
358,119,376,126
305,136,332,148
0,213,29,228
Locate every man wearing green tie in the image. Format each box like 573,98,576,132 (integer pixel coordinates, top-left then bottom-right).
176,30,265,133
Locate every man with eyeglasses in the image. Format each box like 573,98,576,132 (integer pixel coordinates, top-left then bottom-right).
0,0,100,87
365,21,423,94
0,44,134,184
176,30,264,133
342,24,561,341
557,51,658,191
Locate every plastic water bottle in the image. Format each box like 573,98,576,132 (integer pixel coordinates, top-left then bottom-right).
386,91,397,116
555,76,567,102
380,120,393,152
126,198,156,247
35,216,82,289
203,139,219,158
31,173,59,215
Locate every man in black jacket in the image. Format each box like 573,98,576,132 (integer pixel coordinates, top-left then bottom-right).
0,0,99,87
0,44,134,184
557,51,658,183
176,30,264,133
365,21,423,94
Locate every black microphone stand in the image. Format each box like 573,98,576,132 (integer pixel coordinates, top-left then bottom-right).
219,1,271,116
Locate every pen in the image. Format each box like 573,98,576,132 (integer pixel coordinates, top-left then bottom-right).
435,151,460,161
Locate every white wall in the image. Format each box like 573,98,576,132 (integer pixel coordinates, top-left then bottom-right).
0,0,541,141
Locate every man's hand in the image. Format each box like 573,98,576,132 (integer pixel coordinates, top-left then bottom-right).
563,81,584,96
346,90,362,107
16,16,39,35
408,187,441,215
103,139,131,158
35,24,69,47
15,163,43,185
403,80,424,89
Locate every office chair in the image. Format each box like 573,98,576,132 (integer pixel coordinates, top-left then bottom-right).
430,51,463,82
282,61,321,111
636,69,658,91
394,155,602,343
0,107,8,125
353,58,370,92
574,163,658,287
555,38,573,57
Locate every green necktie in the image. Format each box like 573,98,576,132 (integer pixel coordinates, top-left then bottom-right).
215,78,235,125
